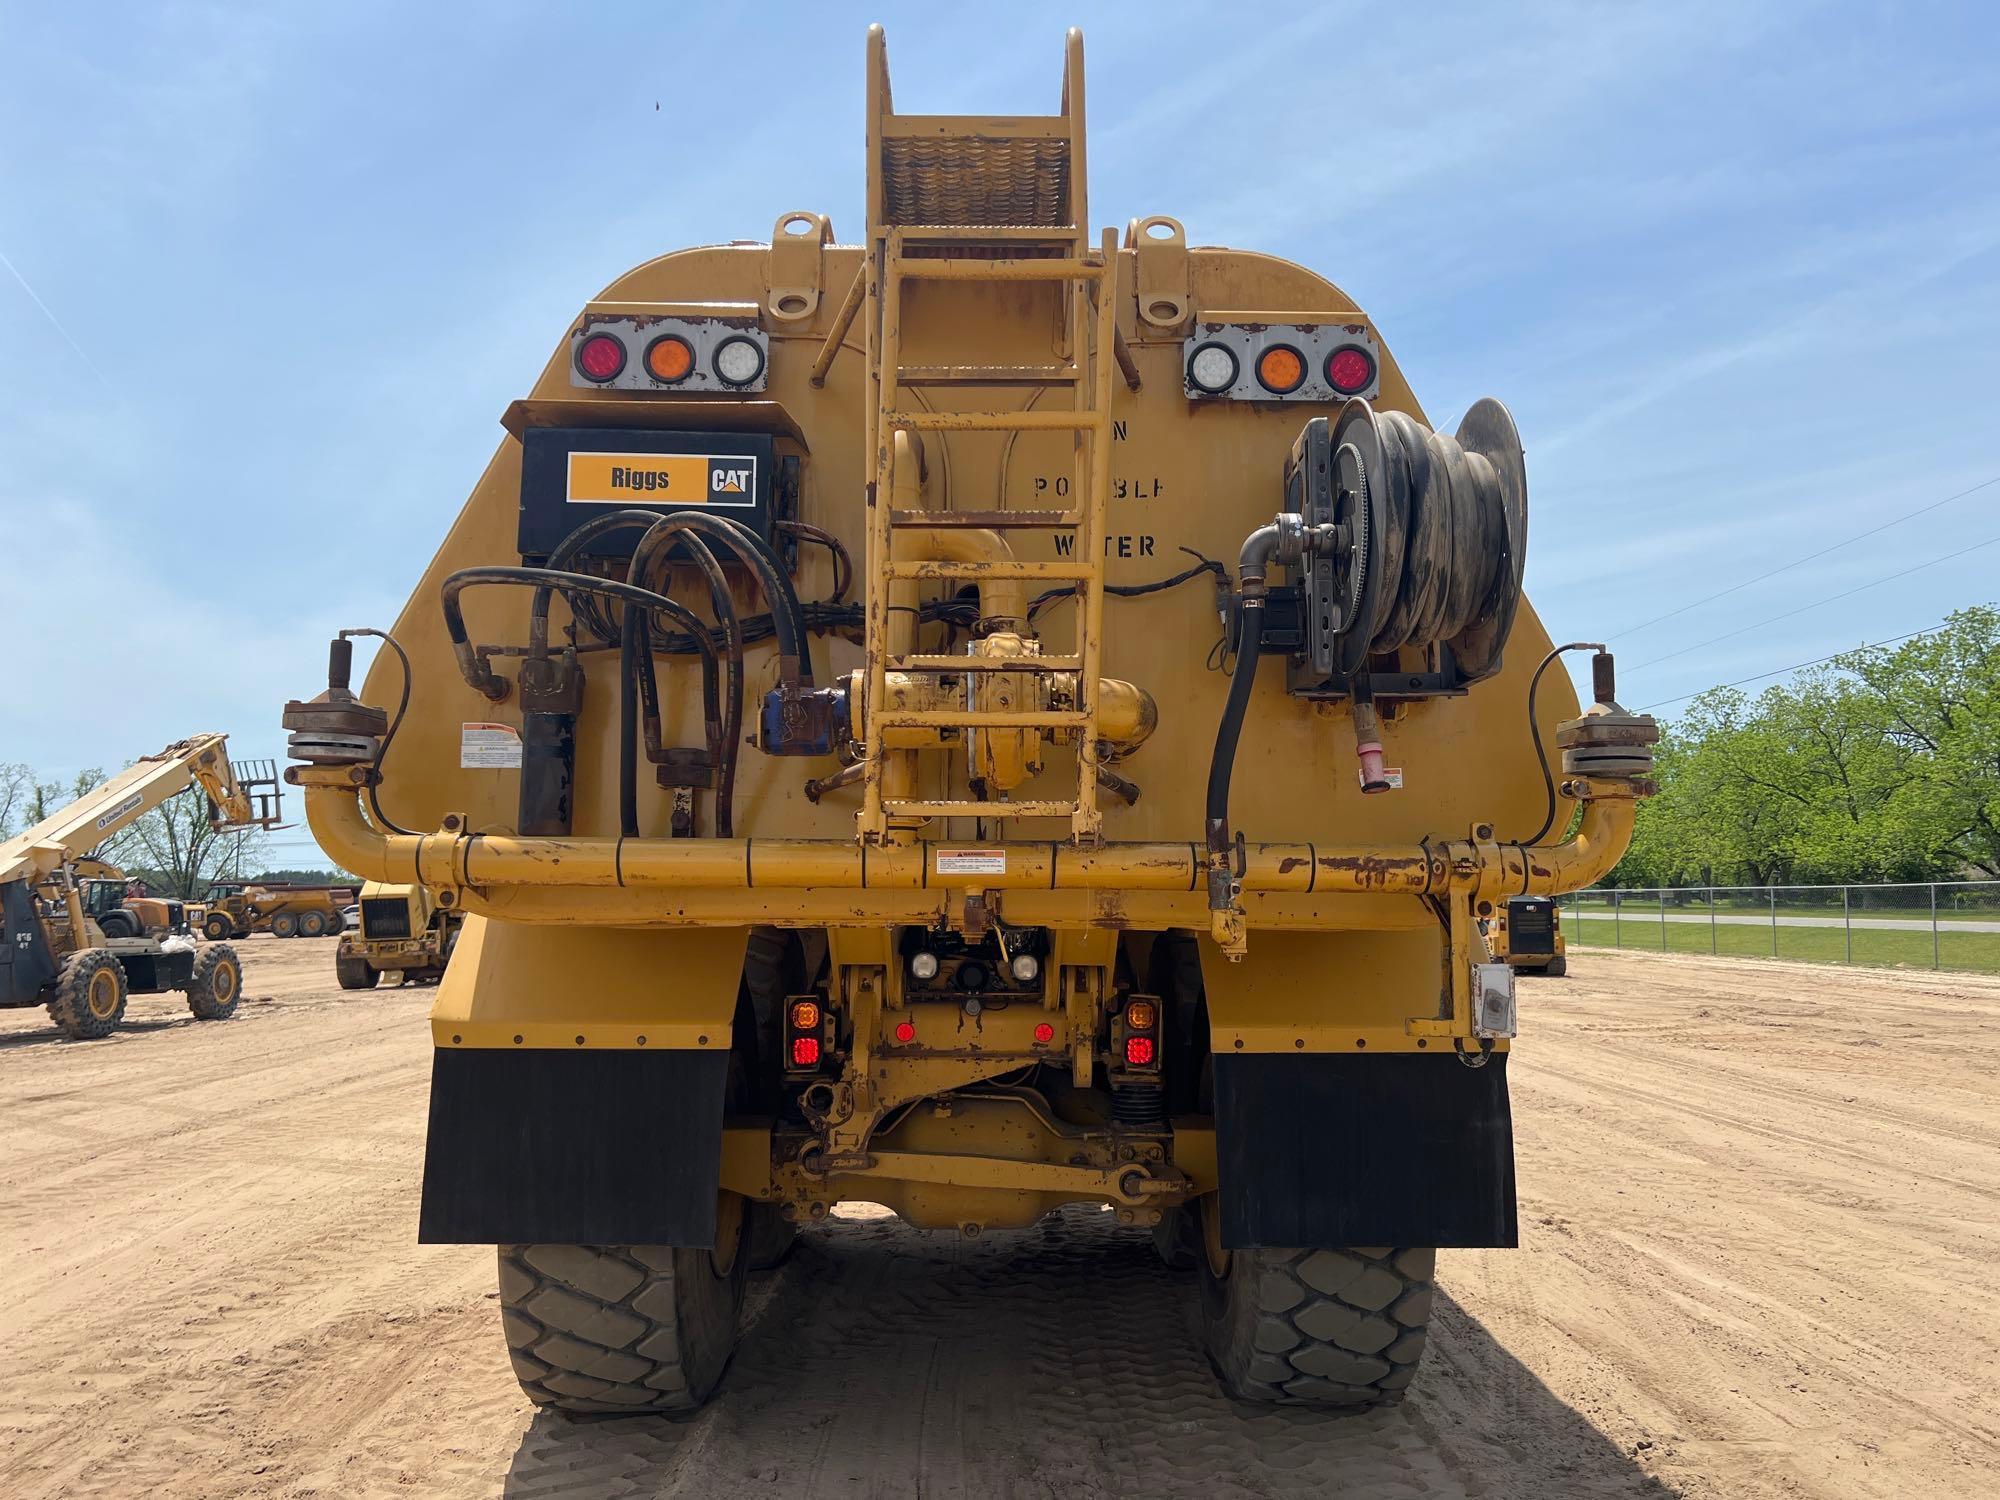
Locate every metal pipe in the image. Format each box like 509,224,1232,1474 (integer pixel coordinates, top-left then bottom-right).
298,767,1635,902
809,266,866,388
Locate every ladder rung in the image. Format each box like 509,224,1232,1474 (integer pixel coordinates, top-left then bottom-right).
883,560,1093,583
888,654,1082,673
891,256,1105,283
896,364,1080,386
891,509,1080,529
875,710,1091,730
884,799,1077,819
887,410,1105,433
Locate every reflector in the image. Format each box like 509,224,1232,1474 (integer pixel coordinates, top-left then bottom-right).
894,1019,917,1043
1032,1021,1055,1044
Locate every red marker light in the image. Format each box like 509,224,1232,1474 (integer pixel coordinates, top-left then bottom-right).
575,332,626,382
894,1020,917,1043
1124,1035,1156,1067
1326,345,1375,395
790,1036,821,1067
1033,1022,1055,1044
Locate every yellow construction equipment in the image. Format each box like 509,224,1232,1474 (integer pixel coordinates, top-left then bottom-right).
1,735,281,1039
284,27,1657,1413
1488,894,1568,977
334,881,462,989
199,880,355,941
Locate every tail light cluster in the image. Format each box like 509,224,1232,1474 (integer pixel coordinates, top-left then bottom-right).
1114,995,1161,1071
784,997,828,1073
569,315,770,394
1183,321,1381,404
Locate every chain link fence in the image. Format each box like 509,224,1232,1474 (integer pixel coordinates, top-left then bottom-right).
1560,881,2000,974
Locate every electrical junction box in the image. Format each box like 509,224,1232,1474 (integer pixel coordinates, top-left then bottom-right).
517,427,777,560
1473,963,1517,1039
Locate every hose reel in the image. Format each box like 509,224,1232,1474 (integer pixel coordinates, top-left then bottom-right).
1285,397,1527,689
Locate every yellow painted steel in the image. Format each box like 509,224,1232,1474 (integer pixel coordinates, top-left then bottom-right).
297,23,1649,1229
429,916,746,1049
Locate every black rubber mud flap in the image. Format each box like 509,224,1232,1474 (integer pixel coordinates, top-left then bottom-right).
419,1047,729,1246
1213,1052,1517,1249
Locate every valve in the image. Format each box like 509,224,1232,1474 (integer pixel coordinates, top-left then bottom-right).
1556,650,1659,786
282,636,389,766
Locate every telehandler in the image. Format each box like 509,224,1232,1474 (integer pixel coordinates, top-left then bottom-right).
285,27,1657,1413
1,736,282,1039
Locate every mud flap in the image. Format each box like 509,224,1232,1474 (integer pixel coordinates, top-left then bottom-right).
419,1046,729,1245
417,918,747,1245
1212,1052,1517,1249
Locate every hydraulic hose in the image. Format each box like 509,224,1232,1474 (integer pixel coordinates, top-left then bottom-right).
629,513,815,686
1205,598,1265,857
630,529,744,839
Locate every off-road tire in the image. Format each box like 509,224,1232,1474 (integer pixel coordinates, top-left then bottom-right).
498,1213,749,1413
98,909,142,939
335,949,379,990
185,944,243,1020
1200,1222,1436,1408
745,1201,797,1271
46,949,129,1040
271,914,298,938
202,913,233,942
298,910,328,938
1545,954,1568,977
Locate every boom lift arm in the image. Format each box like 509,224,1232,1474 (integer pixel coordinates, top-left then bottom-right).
0,734,282,891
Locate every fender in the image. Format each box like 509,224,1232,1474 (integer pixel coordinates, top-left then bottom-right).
418,917,748,1244
1199,929,1517,1249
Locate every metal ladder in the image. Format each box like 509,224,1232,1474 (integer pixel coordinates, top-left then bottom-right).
857,27,1116,845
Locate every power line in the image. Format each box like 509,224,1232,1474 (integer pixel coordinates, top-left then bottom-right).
1638,621,1946,712
1629,531,2000,672
1610,472,2000,639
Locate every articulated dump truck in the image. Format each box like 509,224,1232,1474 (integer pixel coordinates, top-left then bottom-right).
284,27,1657,1413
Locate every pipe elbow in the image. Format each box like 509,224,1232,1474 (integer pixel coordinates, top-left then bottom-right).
1525,797,1635,894
301,778,400,884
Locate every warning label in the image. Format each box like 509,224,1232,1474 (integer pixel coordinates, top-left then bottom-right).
460,722,523,770
935,848,1007,876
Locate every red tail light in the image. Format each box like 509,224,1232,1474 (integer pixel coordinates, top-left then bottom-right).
575,332,626,382
1124,1035,1155,1067
1326,345,1375,395
790,1036,821,1068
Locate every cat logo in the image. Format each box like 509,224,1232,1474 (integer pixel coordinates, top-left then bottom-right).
713,467,751,495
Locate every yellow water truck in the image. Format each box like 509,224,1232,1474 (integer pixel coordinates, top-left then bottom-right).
284,27,1656,1413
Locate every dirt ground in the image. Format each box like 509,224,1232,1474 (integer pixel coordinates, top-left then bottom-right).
0,939,1994,1499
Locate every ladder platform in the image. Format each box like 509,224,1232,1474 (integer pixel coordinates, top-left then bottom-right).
888,654,1083,673
889,255,1105,283
891,509,1081,529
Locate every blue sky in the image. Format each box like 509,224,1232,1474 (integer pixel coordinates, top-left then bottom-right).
5,1,1998,868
